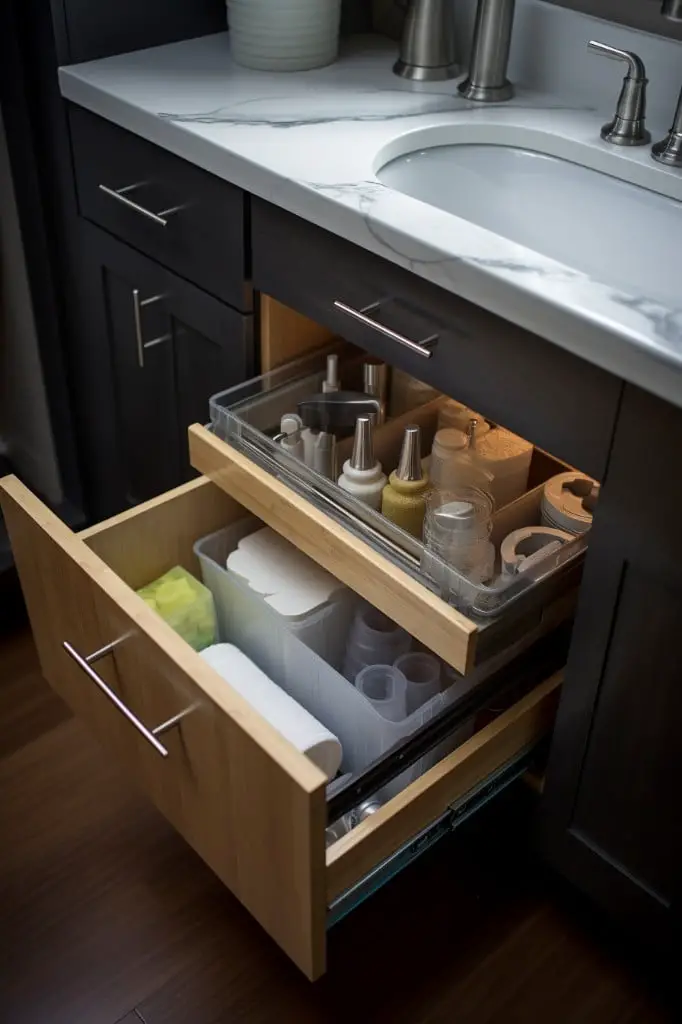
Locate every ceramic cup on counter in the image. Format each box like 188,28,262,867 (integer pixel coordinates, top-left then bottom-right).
227,0,342,71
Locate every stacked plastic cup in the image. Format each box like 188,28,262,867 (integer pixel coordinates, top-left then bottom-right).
355,664,408,722
394,651,442,715
421,487,495,600
342,604,411,683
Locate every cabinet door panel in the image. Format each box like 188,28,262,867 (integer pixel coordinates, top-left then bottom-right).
104,255,180,504
175,316,254,480
58,0,225,62
84,225,253,510
541,384,682,937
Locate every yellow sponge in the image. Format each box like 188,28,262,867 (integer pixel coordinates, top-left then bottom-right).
137,566,217,651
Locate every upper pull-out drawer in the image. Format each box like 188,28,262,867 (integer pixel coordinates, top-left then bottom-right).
188,425,578,676
251,199,622,482
69,106,250,311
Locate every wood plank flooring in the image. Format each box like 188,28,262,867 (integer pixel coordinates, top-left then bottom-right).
0,628,675,1024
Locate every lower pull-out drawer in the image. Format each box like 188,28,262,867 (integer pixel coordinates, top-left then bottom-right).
1,474,560,979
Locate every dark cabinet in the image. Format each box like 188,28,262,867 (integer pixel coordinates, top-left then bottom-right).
69,106,251,311
53,0,225,63
252,199,622,482
540,384,682,940
80,226,253,510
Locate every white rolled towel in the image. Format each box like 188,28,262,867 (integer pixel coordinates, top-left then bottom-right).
200,643,342,781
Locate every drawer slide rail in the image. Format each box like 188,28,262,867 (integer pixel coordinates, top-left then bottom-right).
327,746,537,927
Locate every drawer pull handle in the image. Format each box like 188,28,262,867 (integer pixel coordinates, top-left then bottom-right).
333,300,437,359
132,289,171,368
98,182,180,227
63,640,193,757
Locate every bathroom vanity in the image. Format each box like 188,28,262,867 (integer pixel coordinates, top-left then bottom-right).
2,5,681,979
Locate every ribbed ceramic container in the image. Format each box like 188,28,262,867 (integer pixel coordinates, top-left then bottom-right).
227,0,342,71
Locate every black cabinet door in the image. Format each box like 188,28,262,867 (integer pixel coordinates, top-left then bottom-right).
540,384,682,941
83,226,253,509
54,0,225,62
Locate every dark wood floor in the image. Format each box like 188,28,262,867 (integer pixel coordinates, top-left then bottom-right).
0,626,675,1024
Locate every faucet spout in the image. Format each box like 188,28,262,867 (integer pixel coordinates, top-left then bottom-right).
661,0,682,21
458,0,516,102
393,0,458,82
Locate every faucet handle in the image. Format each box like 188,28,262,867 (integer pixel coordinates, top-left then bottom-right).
588,40,650,146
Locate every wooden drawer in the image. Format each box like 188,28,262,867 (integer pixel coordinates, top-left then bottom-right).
188,425,576,676
252,199,623,482
0,474,560,979
69,106,250,311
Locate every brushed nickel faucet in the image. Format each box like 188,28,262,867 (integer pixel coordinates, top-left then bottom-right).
661,0,682,19
652,86,682,166
458,0,516,103
654,2,682,165
393,0,458,82
587,41,650,146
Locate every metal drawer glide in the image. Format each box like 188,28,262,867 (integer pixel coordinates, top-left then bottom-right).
327,746,537,928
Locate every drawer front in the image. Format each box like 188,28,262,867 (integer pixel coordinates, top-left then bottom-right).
252,199,622,481
0,476,326,980
69,106,250,311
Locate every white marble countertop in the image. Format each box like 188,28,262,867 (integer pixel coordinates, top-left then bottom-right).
59,33,682,409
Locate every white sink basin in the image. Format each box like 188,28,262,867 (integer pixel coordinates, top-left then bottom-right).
376,125,682,304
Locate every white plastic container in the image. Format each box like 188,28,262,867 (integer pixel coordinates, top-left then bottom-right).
196,522,474,794
227,0,342,72
195,520,357,672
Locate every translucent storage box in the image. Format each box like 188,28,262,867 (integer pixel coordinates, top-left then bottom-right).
194,518,475,796
208,347,589,625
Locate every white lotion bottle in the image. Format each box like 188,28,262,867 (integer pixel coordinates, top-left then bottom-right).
338,415,387,509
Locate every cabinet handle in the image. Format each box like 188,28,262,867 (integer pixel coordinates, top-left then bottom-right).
132,289,171,368
98,182,183,227
63,639,194,757
333,300,438,359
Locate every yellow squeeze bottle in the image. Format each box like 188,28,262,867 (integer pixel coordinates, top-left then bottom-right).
381,424,429,538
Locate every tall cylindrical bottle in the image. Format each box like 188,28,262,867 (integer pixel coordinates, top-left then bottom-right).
338,416,387,509
381,424,430,538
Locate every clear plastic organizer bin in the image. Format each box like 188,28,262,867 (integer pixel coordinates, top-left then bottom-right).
194,518,475,796
208,346,589,623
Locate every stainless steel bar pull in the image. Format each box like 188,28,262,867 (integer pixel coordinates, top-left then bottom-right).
63,639,193,757
98,182,183,226
132,289,171,368
333,300,437,359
